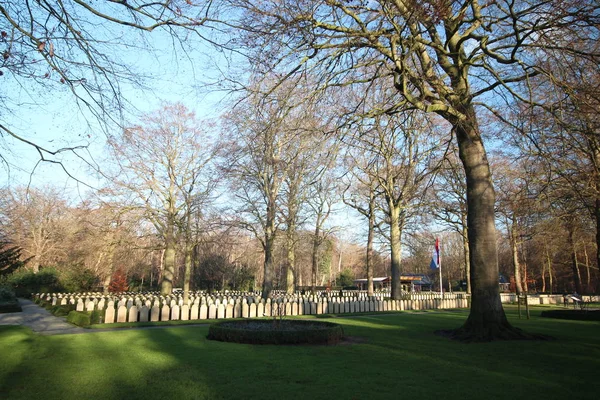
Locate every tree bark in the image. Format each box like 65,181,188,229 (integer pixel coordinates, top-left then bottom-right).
311,227,320,295
461,219,471,294
593,146,600,293
388,202,402,300
160,229,176,296
541,248,548,293
262,212,276,299
446,105,519,341
568,228,583,294
510,219,523,295
548,250,554,295
285,221,296,294
583,244,590,292
285,242,296,294
366,202,375,296
596,195,600,291
183,245,192,305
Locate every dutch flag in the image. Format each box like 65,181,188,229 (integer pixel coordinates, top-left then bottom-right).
430,237,440,270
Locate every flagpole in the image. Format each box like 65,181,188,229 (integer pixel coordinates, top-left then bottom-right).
438,239,443,299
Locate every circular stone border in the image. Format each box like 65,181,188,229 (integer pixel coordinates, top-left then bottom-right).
207,319,344,345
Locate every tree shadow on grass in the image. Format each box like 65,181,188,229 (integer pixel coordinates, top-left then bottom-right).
2,313,600,400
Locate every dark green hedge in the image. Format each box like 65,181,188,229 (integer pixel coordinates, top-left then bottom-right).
66,310,104,327
0,300,22,313
207,320,344,345
540,310,600,321
67,311,92,327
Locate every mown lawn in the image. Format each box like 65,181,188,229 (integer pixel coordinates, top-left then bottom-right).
1,306,598,400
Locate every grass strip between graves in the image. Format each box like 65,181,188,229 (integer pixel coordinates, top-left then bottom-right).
1,305,599,400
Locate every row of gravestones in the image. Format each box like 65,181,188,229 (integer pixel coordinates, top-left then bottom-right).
41,289,468,313
50,294,390,314
36,292,469,324
99,297,470,323
42,289,399,305
45,288,468,303
499,294,600,304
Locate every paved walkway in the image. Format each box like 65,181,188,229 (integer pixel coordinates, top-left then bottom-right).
0,298,210,336
0,298,86,335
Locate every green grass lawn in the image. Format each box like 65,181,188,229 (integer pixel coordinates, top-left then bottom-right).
1,306,599,400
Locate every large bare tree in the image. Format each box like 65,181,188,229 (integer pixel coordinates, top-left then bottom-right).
106,102,217,296
431,147,470,293
228,0,599,340
0,186,69,273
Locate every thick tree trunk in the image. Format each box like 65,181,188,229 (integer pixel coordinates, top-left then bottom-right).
311,229,320,295
593,146,600,291
102,251,115,294
596,196,600,291
388,202,403,300
285,240,295,294
160,228,176,296
568,225,582,294
568,228,583,294
285,217,296,294
522,259,529,293
262,229,275,299
263,246,275,298
366,206,375,297
183,245,192,305
442,106,526,341
583,245,591,292
541,248,548,293
510,220,523,295
261,198,277,299
103,274,112,295
548,250,554,295
285,200,297,294
461,219,471,294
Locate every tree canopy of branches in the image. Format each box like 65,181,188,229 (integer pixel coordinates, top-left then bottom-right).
1,1,214,175
228,0,600,341
222,80,332,298
106,102,217,296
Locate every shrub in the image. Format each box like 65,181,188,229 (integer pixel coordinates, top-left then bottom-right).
67,311,92,327
109,269,129,293
337,268,355,288
207,320,344,345
0,285,21,313
49,304,75,317
60,267,99,293
90,309,104,324
66,309,104,327
5,268,64,297
0,285,16,302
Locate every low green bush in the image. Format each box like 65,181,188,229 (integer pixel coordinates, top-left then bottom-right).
67,311,92,327
66,309,104,327
0,285,16,302
207,320,344,345
0,286,22,313
49,304,75,317
0,302,22,313
90,309,104,324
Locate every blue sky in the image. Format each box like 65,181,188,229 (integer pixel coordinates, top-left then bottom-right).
1,25,230,193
